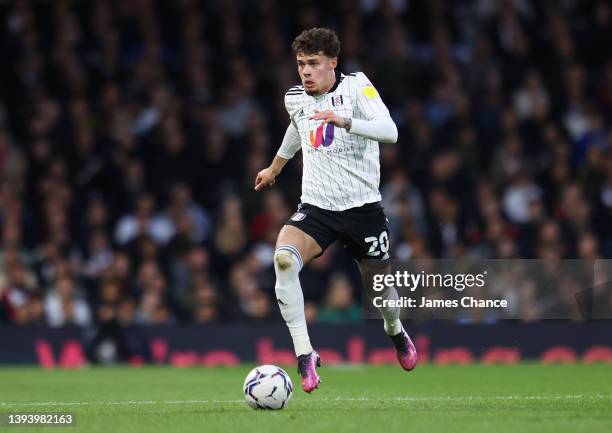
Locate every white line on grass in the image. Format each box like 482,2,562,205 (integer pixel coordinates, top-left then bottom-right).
1,395,611,407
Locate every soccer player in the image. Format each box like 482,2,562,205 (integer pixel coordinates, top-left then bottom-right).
255,28,417,393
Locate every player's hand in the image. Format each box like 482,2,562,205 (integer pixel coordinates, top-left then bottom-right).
310,110,350,129
254,167,277,191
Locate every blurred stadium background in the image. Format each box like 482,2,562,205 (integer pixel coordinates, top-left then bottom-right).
0,0,611,366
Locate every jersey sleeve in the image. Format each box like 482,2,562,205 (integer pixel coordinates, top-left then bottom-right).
352,72,391,120
279,86,304,159
277,122,302,159
284,86,304,120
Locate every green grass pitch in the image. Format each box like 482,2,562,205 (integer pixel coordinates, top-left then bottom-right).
1,364,611,433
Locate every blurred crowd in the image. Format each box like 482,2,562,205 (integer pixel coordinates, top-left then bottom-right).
0,0,611,327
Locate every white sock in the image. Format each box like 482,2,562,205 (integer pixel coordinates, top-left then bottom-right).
376,285,403,336
274,245,313,357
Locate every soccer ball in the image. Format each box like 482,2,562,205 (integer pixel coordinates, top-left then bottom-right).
243,365,293,410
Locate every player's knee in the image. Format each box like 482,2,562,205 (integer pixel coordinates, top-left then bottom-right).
359,259,392,294
274,246,303,275
274,247,302,302
274,251,294,271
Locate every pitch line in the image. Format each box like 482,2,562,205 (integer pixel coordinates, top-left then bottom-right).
1,394,611,407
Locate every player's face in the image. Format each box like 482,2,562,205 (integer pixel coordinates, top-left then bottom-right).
296,52,337,95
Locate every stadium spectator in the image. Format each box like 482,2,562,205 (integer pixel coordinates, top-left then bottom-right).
317,273,360,323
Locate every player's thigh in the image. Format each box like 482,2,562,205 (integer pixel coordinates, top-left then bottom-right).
276,224,323,264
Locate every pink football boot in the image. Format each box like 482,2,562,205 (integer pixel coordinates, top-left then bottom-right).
297,351,321,393
390,329,417,371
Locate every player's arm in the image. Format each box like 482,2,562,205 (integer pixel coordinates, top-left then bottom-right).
310,72,398,143
254,123,300,191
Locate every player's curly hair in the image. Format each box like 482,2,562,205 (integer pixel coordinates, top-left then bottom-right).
291,27,341,58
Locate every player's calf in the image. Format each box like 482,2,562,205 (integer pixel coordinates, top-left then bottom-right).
274,245,314,357
358,259,417,371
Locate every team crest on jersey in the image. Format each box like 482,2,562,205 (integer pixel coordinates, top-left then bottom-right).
291,212,306,222
309,123,335,148
331,95,343,107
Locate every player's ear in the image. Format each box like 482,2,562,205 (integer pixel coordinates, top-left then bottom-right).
329,57,338,69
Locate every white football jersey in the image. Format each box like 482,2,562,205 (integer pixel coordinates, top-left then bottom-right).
281,71,392,211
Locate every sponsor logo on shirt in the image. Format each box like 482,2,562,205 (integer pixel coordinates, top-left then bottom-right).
309,123,335,148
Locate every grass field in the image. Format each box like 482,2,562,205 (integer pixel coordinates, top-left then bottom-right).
0,364,611,433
